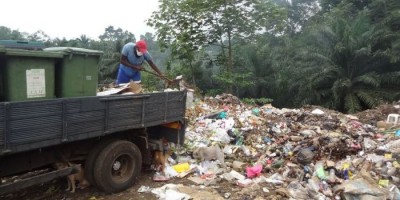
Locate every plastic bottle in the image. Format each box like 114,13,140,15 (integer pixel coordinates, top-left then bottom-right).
308,178,320,192
217,111,227,119
329,168,336,182
396,130,400,137
236,136,244,145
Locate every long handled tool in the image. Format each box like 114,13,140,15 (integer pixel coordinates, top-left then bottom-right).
142,68,182,84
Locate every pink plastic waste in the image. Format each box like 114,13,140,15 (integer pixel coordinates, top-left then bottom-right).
153,174,170,182
223,106,229,111
246,164,263,178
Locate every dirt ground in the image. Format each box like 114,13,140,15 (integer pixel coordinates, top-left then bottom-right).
355,103,399,124
0,169,267,200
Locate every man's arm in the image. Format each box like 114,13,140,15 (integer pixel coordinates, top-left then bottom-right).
147,60,164,76
120,55,143,71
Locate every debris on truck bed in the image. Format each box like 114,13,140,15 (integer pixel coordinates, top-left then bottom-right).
97,75,192,96
97,81,144,96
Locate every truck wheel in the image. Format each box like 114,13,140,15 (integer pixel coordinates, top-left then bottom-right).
84,139,117,188
93,140,142,193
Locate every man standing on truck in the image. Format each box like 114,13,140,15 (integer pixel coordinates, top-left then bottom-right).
116,40,165,84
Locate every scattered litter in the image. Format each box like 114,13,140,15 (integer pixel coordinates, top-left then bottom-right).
138,186,151,193
153,173,171,182
246,164,263,178
151,184,191,200
172,163,190,173
144,93,400,199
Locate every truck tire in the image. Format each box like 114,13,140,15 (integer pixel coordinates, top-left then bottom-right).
93,140,142,193
84,139,117,188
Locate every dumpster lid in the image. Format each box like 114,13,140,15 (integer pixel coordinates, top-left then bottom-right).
5,48,63,58
0,40,45,50
44,47,103,56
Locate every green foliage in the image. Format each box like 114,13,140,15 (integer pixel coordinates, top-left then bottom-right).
296,9,400,113
213,71,255,96
97,26,136,82
205,89,224,97
0,0,399,114
28,30,50,42
273,0,320,35
241,97,273,105
141,71,165,91
147,0,286,92
0,26,25,40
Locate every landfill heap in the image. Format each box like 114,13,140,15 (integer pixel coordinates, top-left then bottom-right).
143,93,400,200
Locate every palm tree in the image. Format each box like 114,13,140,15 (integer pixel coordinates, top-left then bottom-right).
300,12,400,113
76,35,91,48
98,40,123,84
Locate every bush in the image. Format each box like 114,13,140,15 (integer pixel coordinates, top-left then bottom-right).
242,97,273,106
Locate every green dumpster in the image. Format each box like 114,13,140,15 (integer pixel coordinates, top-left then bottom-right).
44,47,103,97
0,40,45,50
0,48,62,102
0,46,5,101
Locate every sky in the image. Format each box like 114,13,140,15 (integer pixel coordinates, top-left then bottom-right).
0,0,160,40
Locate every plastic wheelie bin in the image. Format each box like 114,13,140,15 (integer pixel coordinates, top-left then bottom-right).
44,47,103,97
0,48,62,101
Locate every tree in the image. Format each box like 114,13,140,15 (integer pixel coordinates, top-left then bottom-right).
97,26,136,83
140,32,170,72
0,26,25,40
76,35,92,48
148,0,285,92
273,0,320,35
299,11,400,113
28,30,50,42
50,37,70,47
99,26,135,42
368,0,400,63
147,0,209,86
319,0,372,14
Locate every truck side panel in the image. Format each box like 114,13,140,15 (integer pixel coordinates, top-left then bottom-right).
0,104,4,147
0,91,186,155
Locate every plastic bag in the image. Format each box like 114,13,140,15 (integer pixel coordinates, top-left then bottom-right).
246,164,263,178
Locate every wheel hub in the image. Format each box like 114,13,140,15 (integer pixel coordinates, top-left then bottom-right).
113,160,121,171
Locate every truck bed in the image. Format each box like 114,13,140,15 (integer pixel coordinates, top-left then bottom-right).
0,91,186,155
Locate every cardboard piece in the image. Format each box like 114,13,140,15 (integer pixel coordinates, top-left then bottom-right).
97,81,143,96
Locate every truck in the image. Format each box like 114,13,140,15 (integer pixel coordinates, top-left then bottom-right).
0,45,187,195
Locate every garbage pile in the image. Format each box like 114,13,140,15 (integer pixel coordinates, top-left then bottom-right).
142,93,400,200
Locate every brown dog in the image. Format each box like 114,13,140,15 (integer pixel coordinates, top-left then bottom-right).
53,162,90,193
153,150,173,175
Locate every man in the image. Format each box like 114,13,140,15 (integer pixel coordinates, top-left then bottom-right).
116,40,164,84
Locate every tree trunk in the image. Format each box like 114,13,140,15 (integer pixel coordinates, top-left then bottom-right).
227,30,233,94
189,60,196,87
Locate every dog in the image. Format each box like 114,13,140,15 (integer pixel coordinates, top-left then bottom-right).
193,145,225,167
53,162,90,193
153,150,173,175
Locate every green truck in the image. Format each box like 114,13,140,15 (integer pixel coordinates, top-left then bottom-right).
0,46,187,194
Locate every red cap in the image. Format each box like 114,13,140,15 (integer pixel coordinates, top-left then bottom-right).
136,40,147,53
